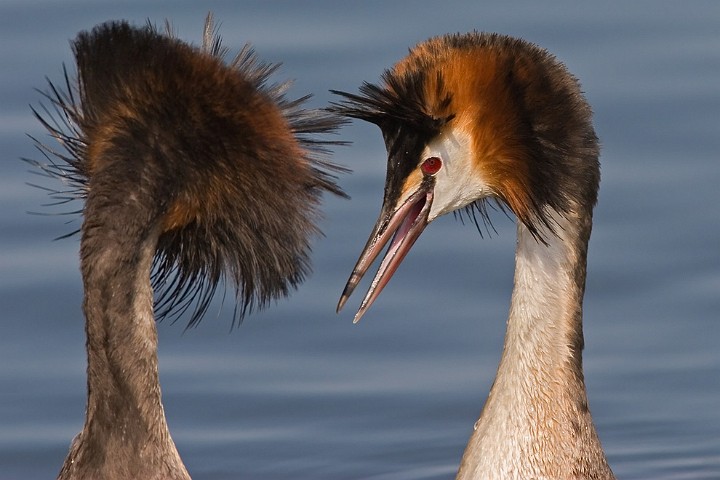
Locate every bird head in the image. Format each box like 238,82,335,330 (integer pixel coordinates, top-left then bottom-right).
331,32,599,322
30,16,349,328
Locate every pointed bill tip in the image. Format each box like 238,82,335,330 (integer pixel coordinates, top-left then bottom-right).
337,273,362,313
352,304,369,324
336,294,349,313
339,188,433,324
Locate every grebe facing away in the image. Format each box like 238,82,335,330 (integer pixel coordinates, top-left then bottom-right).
332,33,615,479
29,15,346,480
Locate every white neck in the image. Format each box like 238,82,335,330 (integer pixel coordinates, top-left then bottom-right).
456,211,614,480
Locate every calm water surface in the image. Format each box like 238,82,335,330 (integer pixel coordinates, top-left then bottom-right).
1,1,718,479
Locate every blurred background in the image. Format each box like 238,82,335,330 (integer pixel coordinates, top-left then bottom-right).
1,1,718,479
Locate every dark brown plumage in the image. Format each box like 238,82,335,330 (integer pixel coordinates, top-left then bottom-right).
28,15,346,480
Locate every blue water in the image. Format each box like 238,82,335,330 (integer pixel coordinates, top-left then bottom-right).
1,1,719,479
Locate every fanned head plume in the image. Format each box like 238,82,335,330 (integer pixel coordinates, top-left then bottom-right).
331,32,598,322
27,14,348,327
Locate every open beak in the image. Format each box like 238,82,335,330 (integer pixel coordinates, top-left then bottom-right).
337,185,434,323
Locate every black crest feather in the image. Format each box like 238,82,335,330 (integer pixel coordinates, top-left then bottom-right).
329,69,453,139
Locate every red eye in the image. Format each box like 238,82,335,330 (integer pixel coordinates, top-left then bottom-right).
421,156,442,175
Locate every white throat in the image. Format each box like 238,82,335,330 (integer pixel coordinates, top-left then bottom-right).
456,210,611,479
506,212,579,364
422,128,489,221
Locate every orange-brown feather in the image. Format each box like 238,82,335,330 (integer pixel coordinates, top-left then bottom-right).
393,41,538,225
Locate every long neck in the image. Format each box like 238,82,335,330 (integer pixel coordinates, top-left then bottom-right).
58,185,190,480
456,209,614,480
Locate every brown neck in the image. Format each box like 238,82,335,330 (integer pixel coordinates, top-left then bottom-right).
58,183,189,480
456,208,614,480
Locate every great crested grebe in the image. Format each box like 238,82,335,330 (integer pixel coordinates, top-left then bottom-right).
29,15,346,480
331,32,615,479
